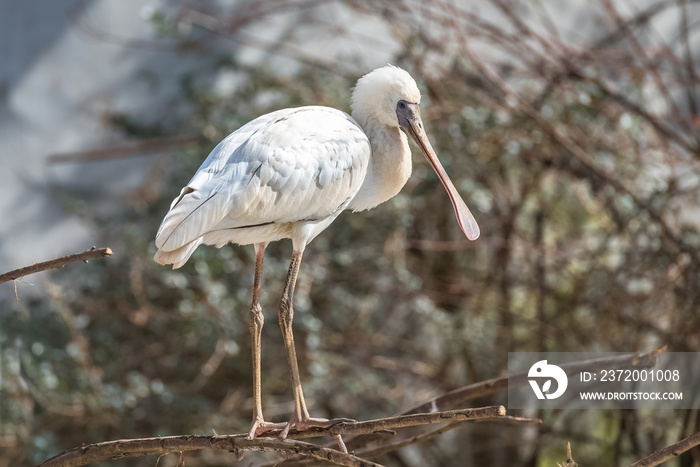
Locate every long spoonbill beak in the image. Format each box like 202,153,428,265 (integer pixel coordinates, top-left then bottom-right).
397,100,480,240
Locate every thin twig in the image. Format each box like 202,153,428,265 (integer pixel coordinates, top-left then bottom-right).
356,415,539,460
0,247,114,285
629,430,700,467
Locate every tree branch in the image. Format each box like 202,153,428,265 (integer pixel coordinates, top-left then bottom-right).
39,436,380,467
342,349,662,452
402,349,662,415
270,414,539,467
0,247,114,285
629,430,700,467
355,415,539,461
36,343,658,467
46,136,198,164
38,406,521,467
328,406,506,435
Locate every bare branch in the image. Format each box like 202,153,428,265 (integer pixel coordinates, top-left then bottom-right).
37,407,521,467
402,349,662,416
329,406,506,435
339,349,662,454
356,415,539,460
270,353,659,466
629,430,700,467
272,414,540,467
0,247,114,285
46,136,198,164
38,436,380,467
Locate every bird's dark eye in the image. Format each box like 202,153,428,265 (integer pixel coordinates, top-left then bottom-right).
398,101,407,109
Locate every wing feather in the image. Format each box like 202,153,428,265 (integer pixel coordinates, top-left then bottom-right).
155,106,370,253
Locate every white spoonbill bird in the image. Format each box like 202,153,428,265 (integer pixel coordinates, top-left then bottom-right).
154,65,480,440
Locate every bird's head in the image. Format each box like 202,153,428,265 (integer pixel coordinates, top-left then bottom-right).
351,65,480,241
351,65,422,129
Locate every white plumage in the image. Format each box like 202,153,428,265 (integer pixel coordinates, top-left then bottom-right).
153,65,480,442
154,106,371,267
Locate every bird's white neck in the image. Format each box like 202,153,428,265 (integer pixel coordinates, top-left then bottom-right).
348,120,413,212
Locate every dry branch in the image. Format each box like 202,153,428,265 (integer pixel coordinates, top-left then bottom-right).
272,414,541,467
629,430,700,467
341,349,662,453
39,436,379,467
329,406,505,435
46,136,198,164
37,406,519,467
0,247,114,285
355,415,539,461
403,349,662,416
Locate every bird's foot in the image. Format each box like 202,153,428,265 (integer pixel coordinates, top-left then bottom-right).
247,417,287,439
278,415,354,440
279,415,354,453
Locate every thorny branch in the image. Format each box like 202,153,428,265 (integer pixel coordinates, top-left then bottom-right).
40,436,380,467
37,406,528,467
268,350,662,467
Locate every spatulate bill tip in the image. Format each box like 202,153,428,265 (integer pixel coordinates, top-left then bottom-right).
459,217,480,241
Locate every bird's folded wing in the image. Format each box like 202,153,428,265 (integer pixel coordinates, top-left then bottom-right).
155,107,370,252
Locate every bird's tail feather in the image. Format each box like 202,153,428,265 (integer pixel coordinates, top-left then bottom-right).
155,186,234,252
153,237,203,269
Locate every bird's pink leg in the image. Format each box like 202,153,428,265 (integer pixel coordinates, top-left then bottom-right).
247,243,285,439
277,249,352,443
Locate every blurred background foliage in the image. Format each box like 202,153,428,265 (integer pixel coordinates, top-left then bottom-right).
2,0,700,465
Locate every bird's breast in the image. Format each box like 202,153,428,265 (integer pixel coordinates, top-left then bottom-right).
348,127,412,212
